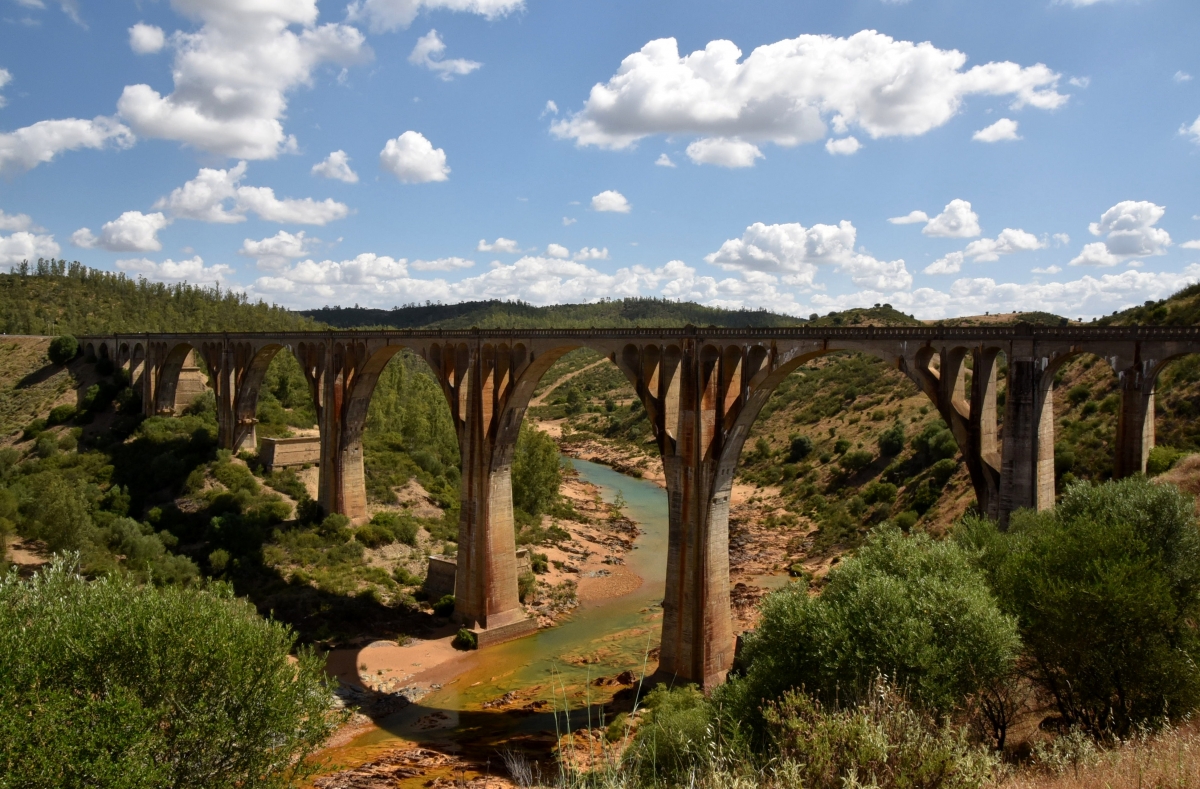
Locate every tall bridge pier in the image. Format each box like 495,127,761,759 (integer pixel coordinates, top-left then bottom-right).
81,324,1200,688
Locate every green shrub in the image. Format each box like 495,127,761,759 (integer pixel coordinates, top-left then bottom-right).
354,522,394,548
930,458,958,487
1054,443,1076,477
432,594,456,617
518,570,536,602
47,404,77,425
208,548,231,573
722,526,1019,734
393,566,421,586
956,477,1200,737
911,481,940,514
0,559,342,789
1147,445,1185,476
839,449,874,473
788,434,814,462
833,438,850,454
626,685,714,785
452,627,477,650
48,335,79,365
511,423,562,517
530,551,549,573
862,481,898,505
878,421,906,457
894,510,919,531
22,418,46,441
761,679,996,789
1066,384,1091,406
912,422,958,463
317,513,351,542
368,511,418,546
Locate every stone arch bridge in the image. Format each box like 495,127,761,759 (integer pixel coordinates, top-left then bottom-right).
79,324,1200,688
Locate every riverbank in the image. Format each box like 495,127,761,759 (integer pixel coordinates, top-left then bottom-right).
311,458,671,788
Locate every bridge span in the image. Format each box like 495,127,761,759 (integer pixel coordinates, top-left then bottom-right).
78,323,1200,688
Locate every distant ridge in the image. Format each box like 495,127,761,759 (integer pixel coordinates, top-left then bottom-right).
300,298,921,330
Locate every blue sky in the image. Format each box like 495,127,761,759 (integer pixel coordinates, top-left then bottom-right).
0,0,1197,319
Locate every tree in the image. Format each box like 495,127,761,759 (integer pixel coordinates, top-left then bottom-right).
511,423,562,517
47,335,78,365
721,526,1019,733
956,477,1200,737
878,421,905,457
788,434,813,462
0,559,342,789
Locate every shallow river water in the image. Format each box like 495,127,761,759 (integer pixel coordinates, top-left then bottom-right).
331,459,672,765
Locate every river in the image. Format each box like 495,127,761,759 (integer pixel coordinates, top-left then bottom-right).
322,459,672,774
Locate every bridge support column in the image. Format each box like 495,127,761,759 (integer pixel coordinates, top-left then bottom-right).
1115,366,1155,478
625,337,740,689
436,341,535,645
998,352,1055,523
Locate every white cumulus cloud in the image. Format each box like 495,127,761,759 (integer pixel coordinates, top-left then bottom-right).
71,211,169,253
346,0,524,34
705,220,910,290
1182,240,1200,250
574,246,608,261
973,118,1021,142
551,31,1066,151
962,228,1045,261
922,199,982,238
923,228,1044,274
155,161,350,225
0,230,60,267
1174,71,1192,83
0,116,134,176
240,230,319,270
410,256,474,271
117,1,369,160
1184,116,1200,145
0,68,10,109
685,137,763,167
825,136,862,155
1070,200,1171,266
591,190,630,213
236,187,350,225
0,210,35,232
546,243,570,258
408,29,481,80
117,255,232,284
888,210,929,225
128,23,165,54
380,131,449,183
477,237,520,253
312,150,359,182
655,153,676,167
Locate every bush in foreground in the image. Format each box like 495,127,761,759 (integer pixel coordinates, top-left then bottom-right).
0,559,343,789
48,334,78,365
723,525,1019,735
625,680,996,789
957,477,1200,737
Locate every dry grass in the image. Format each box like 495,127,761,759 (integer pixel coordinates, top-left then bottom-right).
996,724,1200,789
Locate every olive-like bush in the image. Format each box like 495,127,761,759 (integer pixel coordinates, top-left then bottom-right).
47,334,78,365
957,477,1200,737
0,559,342,789
721,526,1019,734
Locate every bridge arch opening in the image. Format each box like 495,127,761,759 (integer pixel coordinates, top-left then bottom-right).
1036,351,1121,503
153,342,212,415
1142,353,1200,477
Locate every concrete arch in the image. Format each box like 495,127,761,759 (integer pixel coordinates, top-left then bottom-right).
154,341,209,415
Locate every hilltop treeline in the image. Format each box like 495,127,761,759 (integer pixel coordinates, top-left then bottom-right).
1,259,318,335
303,296,808,330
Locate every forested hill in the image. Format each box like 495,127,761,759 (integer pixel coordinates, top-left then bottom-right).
0,260,319,335
302,298,920,330
1098,282,1200,327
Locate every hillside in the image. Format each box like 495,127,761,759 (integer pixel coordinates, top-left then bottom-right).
0,259,319,335
1098,282,1200,326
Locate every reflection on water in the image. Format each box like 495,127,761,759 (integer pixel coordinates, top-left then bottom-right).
350,459,671,750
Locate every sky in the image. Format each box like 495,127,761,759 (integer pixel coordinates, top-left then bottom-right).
0,0,1198,320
